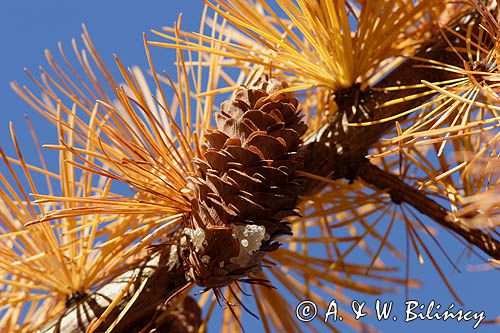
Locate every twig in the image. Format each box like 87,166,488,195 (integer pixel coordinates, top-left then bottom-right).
358,162,500,259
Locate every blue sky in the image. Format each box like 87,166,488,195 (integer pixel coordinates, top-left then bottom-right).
0,1,498,332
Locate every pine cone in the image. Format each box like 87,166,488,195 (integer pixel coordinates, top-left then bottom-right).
182,76,308,288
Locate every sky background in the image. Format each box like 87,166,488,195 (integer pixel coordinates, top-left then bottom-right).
0,1,498,332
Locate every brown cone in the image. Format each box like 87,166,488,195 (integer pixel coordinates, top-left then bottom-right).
182,76,308,288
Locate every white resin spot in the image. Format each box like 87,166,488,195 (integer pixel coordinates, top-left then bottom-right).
201,255,211,264
229,224,269,267
183,227,206,252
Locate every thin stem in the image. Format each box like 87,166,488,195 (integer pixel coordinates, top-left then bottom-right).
358,162,500,259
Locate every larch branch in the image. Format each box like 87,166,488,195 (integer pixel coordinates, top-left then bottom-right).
300,8,500,259
42,5,499,333
358,162,500,259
